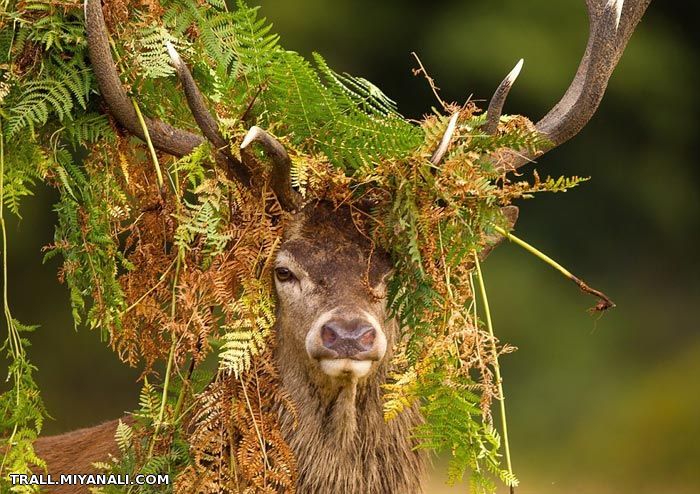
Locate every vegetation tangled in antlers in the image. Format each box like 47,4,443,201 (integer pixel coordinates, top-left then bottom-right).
0,0,648,492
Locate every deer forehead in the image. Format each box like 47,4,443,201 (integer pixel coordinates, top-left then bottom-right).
277,205,391,287
279,240,367,277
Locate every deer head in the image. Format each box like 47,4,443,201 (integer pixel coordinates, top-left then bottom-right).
273,203,392,383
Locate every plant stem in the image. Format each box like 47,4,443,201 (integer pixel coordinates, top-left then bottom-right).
147,254,182,458
473,252,516,490
0,120,24,475
131,99,164,190
410,52,447,110
141,120,184,456
493,225,615,312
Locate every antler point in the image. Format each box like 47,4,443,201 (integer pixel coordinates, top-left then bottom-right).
241,126,263,149
606,0,624,30
507,59,524,83
430,112,460,165
165,41,182,67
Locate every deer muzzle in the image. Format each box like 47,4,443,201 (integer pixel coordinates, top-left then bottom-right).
306,311,387,378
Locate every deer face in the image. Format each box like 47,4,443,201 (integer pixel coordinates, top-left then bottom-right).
273,203,392,382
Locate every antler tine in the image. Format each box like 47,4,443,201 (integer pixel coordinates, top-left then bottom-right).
165,42,252,184
498,0,651,172
536,0,651,145
483,59,524,135
85,0,202,156
430,112,460,165
240,126,301,211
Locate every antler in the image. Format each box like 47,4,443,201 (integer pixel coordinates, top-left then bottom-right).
484,0,651,171
240,126,302,211
431,58,522,164
537,0,650,147
483,59,523,135
84,0,251,183
427,0,650,261
430,112,460,165
165,42,252,184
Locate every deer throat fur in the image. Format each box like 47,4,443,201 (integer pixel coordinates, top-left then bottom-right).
274,349,426,493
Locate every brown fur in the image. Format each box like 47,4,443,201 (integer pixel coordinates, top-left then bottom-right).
274,204,425,493
275,323,425,493
34,203,426,493
33,418,127,494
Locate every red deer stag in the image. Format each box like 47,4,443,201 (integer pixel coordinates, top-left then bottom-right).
32,0,650,492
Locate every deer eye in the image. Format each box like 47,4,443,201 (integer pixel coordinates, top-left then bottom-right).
274,267,295,283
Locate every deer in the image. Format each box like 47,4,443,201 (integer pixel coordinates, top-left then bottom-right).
30,0,650,493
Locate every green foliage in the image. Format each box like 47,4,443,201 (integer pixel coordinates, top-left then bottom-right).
45,156,129,333
527,173,590,194
4,53,91,137
248,48,423,170
134,26,181,80
219,279,275,378
62,113,116,147
0,112,48,490
413,370,516,492
92,390,190,494
135,379,161,423
0,320,47,491
174,179,232,265
0,138,51,217
369,107,548,489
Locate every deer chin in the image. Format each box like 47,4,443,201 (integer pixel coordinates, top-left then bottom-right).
319,358,373,379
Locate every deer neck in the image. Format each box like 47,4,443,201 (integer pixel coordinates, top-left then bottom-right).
273,330,426,493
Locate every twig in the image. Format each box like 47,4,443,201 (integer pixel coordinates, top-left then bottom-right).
411,52,447,110
123,256,178,314
240,83,266,123
493,225,615,312
172,336,202,422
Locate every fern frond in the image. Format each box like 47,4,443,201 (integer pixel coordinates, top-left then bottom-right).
114,420,134,454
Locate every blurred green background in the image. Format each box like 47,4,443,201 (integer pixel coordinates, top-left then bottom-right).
3,1,698,493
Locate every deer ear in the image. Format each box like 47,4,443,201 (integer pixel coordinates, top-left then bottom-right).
501,205,519,226
479,205,519,261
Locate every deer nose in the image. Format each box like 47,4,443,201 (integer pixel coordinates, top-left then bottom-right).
320,319,376,358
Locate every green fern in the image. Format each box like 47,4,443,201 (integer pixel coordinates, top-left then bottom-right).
63,113,116,147
5,56,91,137
136,379,161,422
1,137,51,217
115,420,134,454
413,368,518,492
219,291,275,378
134,26,185,80
174,179,232,264
45,152,129,332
